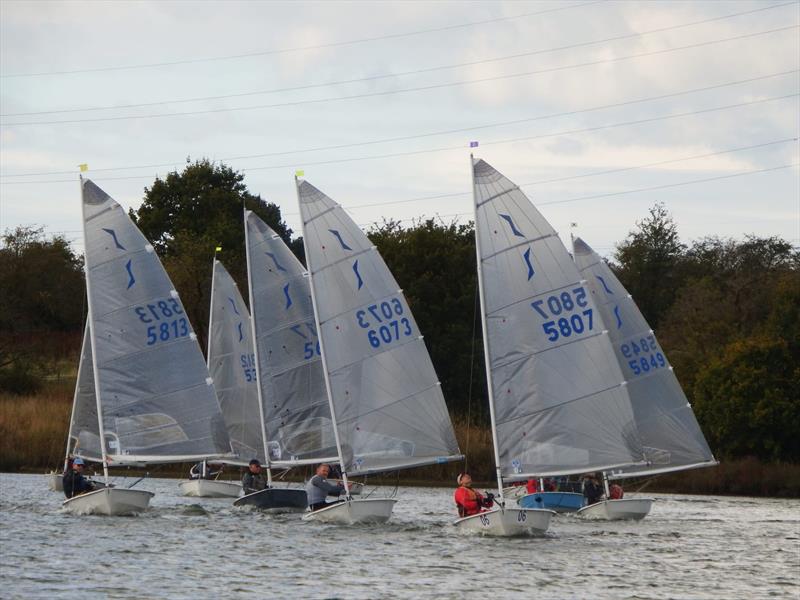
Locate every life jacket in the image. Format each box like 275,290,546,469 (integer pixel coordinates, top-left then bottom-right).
454,486,485,517
609,484,624,500
525,479,539,493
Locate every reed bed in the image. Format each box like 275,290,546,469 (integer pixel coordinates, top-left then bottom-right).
2,386,797,498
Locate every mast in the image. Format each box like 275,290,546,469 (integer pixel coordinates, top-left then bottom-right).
206,255,218,369
295,176,351,499
244,208,274,485
79,176,110,484
469,155,506,506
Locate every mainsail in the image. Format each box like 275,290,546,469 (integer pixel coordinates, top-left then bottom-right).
244,211,338,467
66,320,102,463
81,178,231,464
572,237,716,477
207,259,263,464
297,179,461,476
472,157,646,479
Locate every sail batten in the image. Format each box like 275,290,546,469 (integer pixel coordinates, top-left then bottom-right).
572,236,715,476
298,179,460,476
472,158,645,478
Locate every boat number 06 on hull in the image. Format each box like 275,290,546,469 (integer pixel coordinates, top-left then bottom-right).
355,297,413,349
530,287,593,342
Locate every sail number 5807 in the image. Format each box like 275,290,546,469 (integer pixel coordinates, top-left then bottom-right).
531,287,593,342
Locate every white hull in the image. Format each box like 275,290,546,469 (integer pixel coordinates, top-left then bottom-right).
577,498,654,520
61,488,154,516
453,507,553,537
47,471,63,492
302,498,397,524
179,479,241,498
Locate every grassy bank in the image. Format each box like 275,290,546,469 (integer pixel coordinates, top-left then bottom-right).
3,383,798,498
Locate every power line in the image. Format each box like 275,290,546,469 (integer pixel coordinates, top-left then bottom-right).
3,70,797,180
4,26,797,128
4,4,795,118
0,1,601,79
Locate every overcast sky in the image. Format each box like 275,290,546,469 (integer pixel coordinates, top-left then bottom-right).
1,0,798,257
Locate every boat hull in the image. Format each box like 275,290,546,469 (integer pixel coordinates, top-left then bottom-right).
453,507,553,537
179,479,241,498
301,498,397,524
233,487,308,513
47,471,63,492
518,491,584,513
61,488,154,516
577,498,654,520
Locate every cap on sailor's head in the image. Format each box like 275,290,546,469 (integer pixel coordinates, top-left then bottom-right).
249,458,261,466
73,457,85,466
457,472,469,485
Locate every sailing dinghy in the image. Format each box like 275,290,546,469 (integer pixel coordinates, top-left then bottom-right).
572,236,716,520
180,259,260,498
297,177,462,524
64,178,232,515
232,211,342,512
461,156,649,535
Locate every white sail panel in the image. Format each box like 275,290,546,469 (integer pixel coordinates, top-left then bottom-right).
81,179,231,463
245,211,338,465
298,180,461,475
67,320,103,462
572,237,716,476
207,260,264,464
473,158,644,477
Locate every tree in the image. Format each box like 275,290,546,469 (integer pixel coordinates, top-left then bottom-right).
130,159,295,346
692,337,799,462
613,204,686,328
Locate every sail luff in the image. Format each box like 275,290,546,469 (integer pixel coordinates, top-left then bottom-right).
295,176,351,493
470,154,507,502
80,177,111,483
64,319,87,469
206,257,217,369
244,209,274,483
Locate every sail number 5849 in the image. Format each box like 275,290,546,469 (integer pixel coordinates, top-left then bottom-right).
531,287,593,342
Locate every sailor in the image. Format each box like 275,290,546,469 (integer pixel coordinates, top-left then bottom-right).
582,473,603,505
454,473,494,517
306,463,346,511
241,459,269,494
189,460,221,480
62,457,95,499
609,482,624,500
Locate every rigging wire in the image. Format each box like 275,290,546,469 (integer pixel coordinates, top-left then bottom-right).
3,71,796,180
0,1,601,78
3,27,797,128
3,5,795,117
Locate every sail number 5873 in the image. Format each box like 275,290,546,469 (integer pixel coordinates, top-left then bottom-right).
531,287,593,342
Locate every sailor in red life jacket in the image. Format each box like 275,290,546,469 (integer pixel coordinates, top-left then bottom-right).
609,483,624,500
525,478,539,494
454,473,494,517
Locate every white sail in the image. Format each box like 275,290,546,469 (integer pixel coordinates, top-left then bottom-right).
297,179,461,476
207,259,264,465
245,211,339,467
66,320,102,463
472,157,645,479
572,237,716,478
81,178,231,464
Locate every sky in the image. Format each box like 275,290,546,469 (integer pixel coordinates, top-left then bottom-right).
1,0,798,258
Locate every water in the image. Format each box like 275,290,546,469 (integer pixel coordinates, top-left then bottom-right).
1,473,798,599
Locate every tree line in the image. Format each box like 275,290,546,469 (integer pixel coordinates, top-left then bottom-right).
1,160,797,463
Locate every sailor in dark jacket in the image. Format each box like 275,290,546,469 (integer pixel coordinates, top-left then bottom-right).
241,459,269,494
62,457,95,499
582,473,603,505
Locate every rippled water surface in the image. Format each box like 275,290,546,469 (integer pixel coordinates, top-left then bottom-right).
1,473,798,599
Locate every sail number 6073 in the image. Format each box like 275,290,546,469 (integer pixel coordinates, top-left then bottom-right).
531,287,593,342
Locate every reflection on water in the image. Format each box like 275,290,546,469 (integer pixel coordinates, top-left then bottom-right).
0,473,798,598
